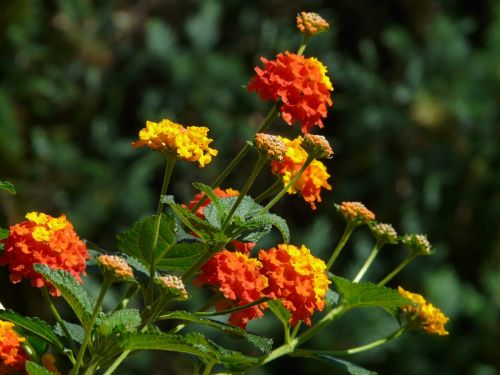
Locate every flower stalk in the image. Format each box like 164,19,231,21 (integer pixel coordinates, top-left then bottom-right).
353,241,383,283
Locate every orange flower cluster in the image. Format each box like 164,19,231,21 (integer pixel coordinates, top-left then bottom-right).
185,188,256,253
337,201,375,224
259,244,330,326
271,136,331,209
97,255,134,281
195,251,269,328
0,320,28,374
247,52,333,134
296,12,330,36
0,212,88,296
398,287,449,336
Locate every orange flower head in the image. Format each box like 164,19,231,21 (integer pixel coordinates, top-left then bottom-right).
270,136,331,210
195,250,268,328
337,202,375,224
132,119,218,167
248,52,333,133
0,212,89,296
97,255,134,281
0,320,28,374
259,244,330,326
302,134,334,159
185,188,256,254
254,133,287,161
296,12,329,36
157,275,189,300
398,287,449,336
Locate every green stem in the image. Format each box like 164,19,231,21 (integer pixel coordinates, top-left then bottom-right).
72,279,111,375
353,241,383,283
102,350,130,375
254,178,281,203
260,155,315,214
82,361,99,375
190,105,278,214
201,361,215,375
326,223,356,271
148,154,177,302
378,253,417,286
193,297,271,317
293,327,406,357
297,34,310,55
291,321,302,339
196,293,223,313
41,288,77,363
221,154,267,230
113,283,139,312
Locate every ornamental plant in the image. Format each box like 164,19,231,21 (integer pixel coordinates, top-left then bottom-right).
0,12,449,375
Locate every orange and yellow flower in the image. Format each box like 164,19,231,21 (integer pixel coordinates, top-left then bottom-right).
0,212,88,296
398,286,449,336
248,52,333,133
0,320,28,374
132,119,218,167
185,188,256,253
259,244,330,326
195,250,268,328
270,136,331,209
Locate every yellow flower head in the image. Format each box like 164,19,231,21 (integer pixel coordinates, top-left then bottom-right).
132,119,218,167
398,286,449,336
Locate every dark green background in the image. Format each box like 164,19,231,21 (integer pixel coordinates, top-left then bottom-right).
0,0,499,374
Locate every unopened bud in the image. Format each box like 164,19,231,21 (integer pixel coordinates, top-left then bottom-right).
337,201,375,225
97,255,134,281
156,275,188,300
254,133,287,161
370,222,398,244
296,12,329,36
402,233,432,255
302,134,334,159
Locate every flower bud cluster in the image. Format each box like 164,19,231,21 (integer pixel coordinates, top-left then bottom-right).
296,12,330,36
254,133,287,161
370,222,398,244
98,255,134,281
157,275,189,300
402,233,432,255
337,201,375,225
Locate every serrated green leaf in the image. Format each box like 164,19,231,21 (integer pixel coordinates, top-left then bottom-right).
99,308,141,336
54,321,84,344
25,361,57,375
0,310,64,351
116,214,176,266
0,181,16,194
330,275,412,315
245,212,290,243
204,203,222,229
33,264,94,326
192,182,225,217
315,355,377,375
120,332,260,371
156,241,205,271
161,311,272,353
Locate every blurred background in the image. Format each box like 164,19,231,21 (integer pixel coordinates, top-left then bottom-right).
0,0,499,374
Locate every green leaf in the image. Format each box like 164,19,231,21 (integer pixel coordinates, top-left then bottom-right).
0,181,16,194
161,311,272,353
0,227,9,240
330,275,412,315
156,241,206,271
315,355,377,375
116,213,176,266
120,332,260,371
33,264,95,326
268,300,291,328
98,308,141,336
245,212,290,243
54,321,84,344
0,310,64,351
192,182,224,217
25,361,57,375
161,195,227,242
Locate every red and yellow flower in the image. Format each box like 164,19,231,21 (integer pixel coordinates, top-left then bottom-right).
132,119,218,167
271,136,331,210
248,52,333,133
0,212,89,296
259,244,330,326
0,320,28,374
195,250,268,328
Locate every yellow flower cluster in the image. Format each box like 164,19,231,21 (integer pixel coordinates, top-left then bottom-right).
26,212,67,242
132,119,218,167
398,286,449,336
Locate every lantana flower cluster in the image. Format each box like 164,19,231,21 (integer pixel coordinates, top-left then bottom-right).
0,212,88,296
0,320,28,374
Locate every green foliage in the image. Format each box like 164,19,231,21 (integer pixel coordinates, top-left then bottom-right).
330,275,411,315
116,214,176,266
0,310,64,351
0,180,15,194
268,300,291,328
33,264,95,326
54,321,84,344
161,311,272,353
314,355,377,375
155,242,205,271
98,308,141,336
25,361,57,375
